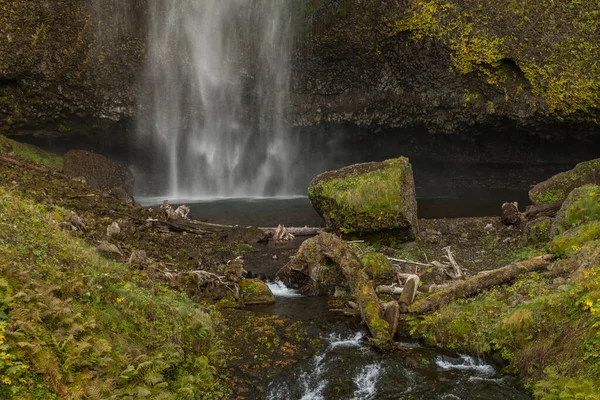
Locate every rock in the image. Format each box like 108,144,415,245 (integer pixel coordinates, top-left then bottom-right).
399,275,420,305
277,235,345,295
108,187,136,206
308,157,418,242
360,252,395,283
97,241,123,257
382,301,400,338
70,212,86,231
548,221,600,257
128,250,149,266
551,185,600,237
529,159,600,204
63,150,134,193
501,202,521,225
239,279,275,305
522,217,552,245
106,222,121,237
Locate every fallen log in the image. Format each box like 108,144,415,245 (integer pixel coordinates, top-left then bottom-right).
376,285,403,295
524,200,564,220
408,254,553,314
312,232,394,351
261,226,324,237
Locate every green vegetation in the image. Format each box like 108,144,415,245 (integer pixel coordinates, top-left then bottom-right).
239,279,275,305
529,160,600,205
309,157,416,235
360,252,395,281
0,135,63,170
0,187,229,399
407,182,600,398
553,185,600,236
392,0,600,116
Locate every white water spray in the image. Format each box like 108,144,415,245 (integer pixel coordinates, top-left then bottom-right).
138,1,295,198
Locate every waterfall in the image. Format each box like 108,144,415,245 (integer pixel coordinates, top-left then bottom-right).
136,0,296,198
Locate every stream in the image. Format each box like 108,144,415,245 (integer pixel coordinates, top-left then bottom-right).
135,163,562,399
251,283,531,400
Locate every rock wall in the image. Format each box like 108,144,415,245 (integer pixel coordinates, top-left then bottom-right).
0,0,145,138
291,0,600,136
1,0,599,141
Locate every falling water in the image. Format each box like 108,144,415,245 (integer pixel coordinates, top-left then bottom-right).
137,0,296,198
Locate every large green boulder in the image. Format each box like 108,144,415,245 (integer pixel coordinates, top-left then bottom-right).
308,157,418,241
239,279,275,305
551,185,600,237
529,159,600,204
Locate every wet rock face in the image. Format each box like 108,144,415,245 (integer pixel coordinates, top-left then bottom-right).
308,157,418,241
63,150,134,193
0,1,145,137
292,0,600,135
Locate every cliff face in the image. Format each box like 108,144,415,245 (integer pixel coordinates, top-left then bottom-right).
0,0,145,137
1,0,599,140
291,0,600,136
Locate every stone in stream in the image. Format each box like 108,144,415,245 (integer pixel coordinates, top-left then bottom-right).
399,275,420,305
277,236,346,295
63,150,135,194
239,279,275,305
529,158,600,204
382,301,400,338
308,157,418,244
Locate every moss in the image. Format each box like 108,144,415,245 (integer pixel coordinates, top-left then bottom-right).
522,217,552,246
239,279,275,305
0,187,230,398
530,159,600,205
0,135,63,170
552,185,600,237
392,0,600,116
549,222,600,257
360,252,395,281
309,157,417,237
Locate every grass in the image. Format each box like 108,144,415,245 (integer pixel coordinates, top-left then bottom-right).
0,135,63,170
0,186,230,399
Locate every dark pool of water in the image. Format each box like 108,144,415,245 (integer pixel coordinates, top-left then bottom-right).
138,186,529,227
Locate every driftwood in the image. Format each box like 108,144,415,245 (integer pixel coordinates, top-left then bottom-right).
524,200,564,220
273,224,295,241
262,226,324,237
312,233,394,351
376,285,403,295
388,257,433,268
442,246,463,279
408,254,553,314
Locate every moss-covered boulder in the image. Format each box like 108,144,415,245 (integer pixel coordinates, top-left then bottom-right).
529,159,600,204
360,252,395,283
239,279,275,305
522,217,553,246
277,236,346,295
548,222,600,258
551,185,600,236
308,157,418,241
